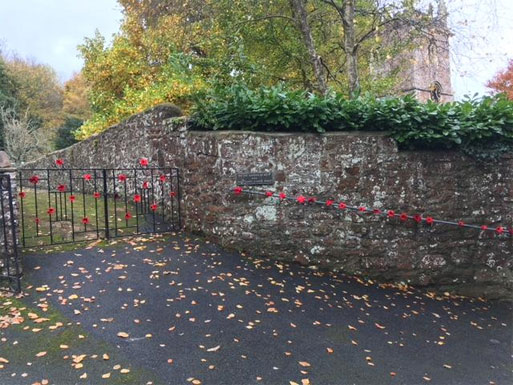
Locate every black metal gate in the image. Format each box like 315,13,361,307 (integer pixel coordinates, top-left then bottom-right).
17,167,182,248
0,172,21,292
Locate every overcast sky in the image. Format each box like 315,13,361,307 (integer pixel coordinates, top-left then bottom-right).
0,0,512,100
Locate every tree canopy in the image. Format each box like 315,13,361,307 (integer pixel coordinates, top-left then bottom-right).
78,0,449,138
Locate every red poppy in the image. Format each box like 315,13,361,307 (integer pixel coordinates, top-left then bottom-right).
308,197,317,203
19,191,26,199
496,226,504,235
234,187,243,195
134,194,142,203
400,213,408,221
82,217,90,225
458,221,465,227
481,225,488,231
118,174,127,182
35,217,41,225
139,158,149,167
47,207,56,216
142,181,150,189
326,200,334,207
339,202,347,210
358,207,366,213
170,191,177,197
159,174,166,182
84,174,92,181
125,212,132,220
29,175,40,185
69,195,76,203
150,203,158,211
387,210,395,218
279,192,286,200
57,184,67,192
426,217,434,225
413,214,422,223
93,192,101,199
373,209,382,215
55,159,64,167
296,195,306,204
265,191,273,197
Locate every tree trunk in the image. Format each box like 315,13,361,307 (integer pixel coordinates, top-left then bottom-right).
289,0,328,95
342,0,360,97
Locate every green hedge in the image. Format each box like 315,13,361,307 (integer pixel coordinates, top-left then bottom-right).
189,85,513,157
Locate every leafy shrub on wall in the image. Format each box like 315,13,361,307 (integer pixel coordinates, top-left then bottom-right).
190,85,513,153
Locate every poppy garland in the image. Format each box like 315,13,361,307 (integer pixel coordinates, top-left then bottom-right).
233,187,511,236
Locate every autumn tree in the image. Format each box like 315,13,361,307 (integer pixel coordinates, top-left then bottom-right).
63,72,92,120
4,55,64,137
487,59,513,100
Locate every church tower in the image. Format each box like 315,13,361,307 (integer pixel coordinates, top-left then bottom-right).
380,0,453,102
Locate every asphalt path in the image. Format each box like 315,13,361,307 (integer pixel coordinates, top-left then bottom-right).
9,233,513,384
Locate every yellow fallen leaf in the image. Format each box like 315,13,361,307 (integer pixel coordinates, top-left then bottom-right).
0,357,9,364
298,361,311,367
348,325,357,331
73,354,86,363
375,323,386,330
290,382,300,385
102,373,111,379
120,368,130,374
36,351,47,357
103,354,109,360
117,332,129,338
60,345,69,349
301,380,311,385
326,347,334,354
79,373,87,379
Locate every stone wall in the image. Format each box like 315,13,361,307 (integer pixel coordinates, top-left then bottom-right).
24,105,513,299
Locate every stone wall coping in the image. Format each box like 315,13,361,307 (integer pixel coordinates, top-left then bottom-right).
185,130,393,138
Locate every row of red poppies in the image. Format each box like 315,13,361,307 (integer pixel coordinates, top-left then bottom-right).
33,212,136,226
233,187,512,236
27,173,169,186
52,158,151,168
32,202,160,226
19,191,177,200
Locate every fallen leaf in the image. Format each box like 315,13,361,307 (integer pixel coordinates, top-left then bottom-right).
298,361,311,367
35,351,47,358
207,345,221,352
117,332,129,338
